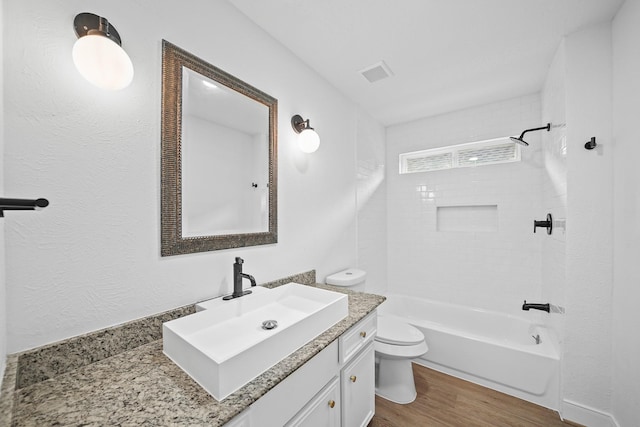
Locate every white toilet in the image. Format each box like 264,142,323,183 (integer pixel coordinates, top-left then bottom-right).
325,268,428,404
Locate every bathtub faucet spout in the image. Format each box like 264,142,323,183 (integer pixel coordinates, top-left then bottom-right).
522,300,550,313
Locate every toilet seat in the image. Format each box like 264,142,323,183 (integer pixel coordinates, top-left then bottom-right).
375,340,428,359
376,317,425,346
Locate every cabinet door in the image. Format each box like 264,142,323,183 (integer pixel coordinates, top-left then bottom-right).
285,377,341,427
341,342,375,427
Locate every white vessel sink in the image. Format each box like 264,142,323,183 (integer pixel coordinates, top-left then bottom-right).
163,283,348,400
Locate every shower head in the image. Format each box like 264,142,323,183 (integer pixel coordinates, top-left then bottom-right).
510,136,529,146
510,123,551,146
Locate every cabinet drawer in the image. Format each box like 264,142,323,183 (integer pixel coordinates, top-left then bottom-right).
339,311,376,364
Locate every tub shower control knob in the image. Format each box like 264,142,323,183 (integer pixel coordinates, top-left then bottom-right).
533,213,553,235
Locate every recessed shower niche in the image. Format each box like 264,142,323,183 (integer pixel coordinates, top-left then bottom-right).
436,205,498,232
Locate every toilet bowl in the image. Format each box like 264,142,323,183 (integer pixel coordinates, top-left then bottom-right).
374,316,428,404
325,268,429,404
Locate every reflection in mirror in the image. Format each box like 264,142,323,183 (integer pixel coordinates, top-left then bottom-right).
181,68,269,237
161,40,277,256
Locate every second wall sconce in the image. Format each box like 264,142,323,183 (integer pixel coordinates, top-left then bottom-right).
291,114,320,153
72,12,134,90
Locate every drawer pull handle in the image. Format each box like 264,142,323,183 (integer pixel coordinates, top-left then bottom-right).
360,331,366,338
328,400,335,408
350,375,357,383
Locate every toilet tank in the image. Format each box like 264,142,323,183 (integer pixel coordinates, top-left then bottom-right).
325,268,366,287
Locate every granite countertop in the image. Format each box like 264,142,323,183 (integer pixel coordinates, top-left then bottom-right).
3,283,385,426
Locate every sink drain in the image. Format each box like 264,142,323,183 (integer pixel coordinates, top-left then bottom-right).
262,320,278,330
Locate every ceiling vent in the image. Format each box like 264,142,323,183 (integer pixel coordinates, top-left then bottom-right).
359,60,394,83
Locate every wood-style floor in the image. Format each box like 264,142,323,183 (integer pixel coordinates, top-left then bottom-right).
369,364,579,427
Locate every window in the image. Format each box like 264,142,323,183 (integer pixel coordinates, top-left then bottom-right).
399,137,520,174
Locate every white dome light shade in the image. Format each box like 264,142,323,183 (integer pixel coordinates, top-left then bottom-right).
291,114,321,153
73,35,133,90
72,13,133,91
298,128,320,153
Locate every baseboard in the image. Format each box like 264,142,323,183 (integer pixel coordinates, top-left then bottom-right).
562,400,619,427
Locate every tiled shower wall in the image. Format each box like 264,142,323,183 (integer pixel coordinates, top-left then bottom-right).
540,42,567,341
386,95,544,313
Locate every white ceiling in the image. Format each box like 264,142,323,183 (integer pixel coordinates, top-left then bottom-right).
228,0,623,126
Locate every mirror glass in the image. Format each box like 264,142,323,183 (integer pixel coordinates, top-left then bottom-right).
161,41,277,256
181,68,269,237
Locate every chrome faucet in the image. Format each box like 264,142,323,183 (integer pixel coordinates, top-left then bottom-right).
223,257,257,300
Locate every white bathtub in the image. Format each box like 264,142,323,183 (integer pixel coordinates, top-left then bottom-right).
378,293,560,409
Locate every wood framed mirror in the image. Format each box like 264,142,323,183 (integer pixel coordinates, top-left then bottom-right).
161,40,277,256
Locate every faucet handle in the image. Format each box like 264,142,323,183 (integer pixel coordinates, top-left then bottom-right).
235,257,244,264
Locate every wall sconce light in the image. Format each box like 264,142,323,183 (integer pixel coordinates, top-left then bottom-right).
72,13,134,90
291,114,320,153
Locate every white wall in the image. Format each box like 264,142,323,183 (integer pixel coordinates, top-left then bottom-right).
540,41,567,407
561,23,614,423
612,1,640,425
3,0,366,352
0,0,7,385
355,108,387,294
386,95,543,313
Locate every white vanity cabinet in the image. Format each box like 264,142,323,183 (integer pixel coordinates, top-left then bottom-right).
341,342,375,427
227,310,377,427
339,312,376,427
285,377,341,427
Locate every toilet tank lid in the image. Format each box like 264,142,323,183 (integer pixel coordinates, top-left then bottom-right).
325,268,366,286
